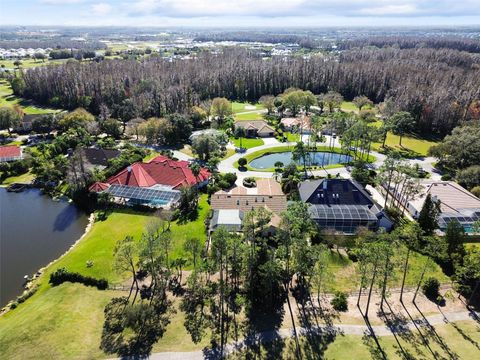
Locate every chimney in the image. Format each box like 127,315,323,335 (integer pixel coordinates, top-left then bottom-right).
127,166,132,173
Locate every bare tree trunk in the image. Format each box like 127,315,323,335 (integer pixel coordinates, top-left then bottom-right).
400,248,410,304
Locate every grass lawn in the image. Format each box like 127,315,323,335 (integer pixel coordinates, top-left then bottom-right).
322,247,449,293
235,112,265,121
0,80,59,115
222,148,236,160
230,136,264,149
232,101,264,114
0,171,35,186
0,58,67,69
0,196,210,359
285,132,300,142
340,101,375,113
178,145,194,157
371,120,439,157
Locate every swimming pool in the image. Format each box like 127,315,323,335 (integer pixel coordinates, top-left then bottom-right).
249,151,352,169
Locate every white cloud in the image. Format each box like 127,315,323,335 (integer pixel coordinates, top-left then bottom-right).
92,3,112,16
358,4,417,16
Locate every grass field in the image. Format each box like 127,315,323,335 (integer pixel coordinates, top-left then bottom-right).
323,248,449,293
370,120,439,157
230,136,264,149
0,171,35,186
232,101,264,114
340,101,375,113
0,197,210,359
0,58,67,69
0,80,59,115
235,112,265,121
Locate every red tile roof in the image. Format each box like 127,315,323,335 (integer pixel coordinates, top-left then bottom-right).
0,145,21,159
89,182,110,192
91,155,210,191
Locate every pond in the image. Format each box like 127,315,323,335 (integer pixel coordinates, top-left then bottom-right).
249,151,352,170
0,188,88,307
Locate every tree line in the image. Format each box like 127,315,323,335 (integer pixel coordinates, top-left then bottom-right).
15,46,480,136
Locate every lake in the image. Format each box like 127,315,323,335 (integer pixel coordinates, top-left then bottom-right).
249,151,352,169
0,188,88,307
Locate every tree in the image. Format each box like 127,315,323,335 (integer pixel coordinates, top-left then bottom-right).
237,157,247,168
190,106,207,127
0,107,21,134
259,95,275,115
292,141,309,178
234,126,246,149
274,161,284,173
210,98,232,126
417,193,441,235
191,133,223,162
454,247,480,304
183,237,203,271
58,108,95,131
389,111,416,147
178,186,199,220
456,165,480,190
444,220,466,267
31,114,55,134
127,117,145,140
113,236,140,304
353,95,373,111
167,113,193,146
323,91,344,113
100,118,122,139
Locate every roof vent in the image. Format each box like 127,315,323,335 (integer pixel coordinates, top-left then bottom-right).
127,166,132,173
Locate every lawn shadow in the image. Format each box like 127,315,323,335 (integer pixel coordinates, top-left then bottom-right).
380,297,419,360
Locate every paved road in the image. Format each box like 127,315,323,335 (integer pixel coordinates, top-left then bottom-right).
130,310,479,360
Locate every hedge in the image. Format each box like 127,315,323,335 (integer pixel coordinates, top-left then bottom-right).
49,268,108,290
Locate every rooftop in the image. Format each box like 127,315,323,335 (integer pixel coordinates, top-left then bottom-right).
0,145,22,159
410,181,480,214
90,155,210,191
82,147,120,167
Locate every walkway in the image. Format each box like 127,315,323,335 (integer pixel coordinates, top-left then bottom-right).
139,310,479,360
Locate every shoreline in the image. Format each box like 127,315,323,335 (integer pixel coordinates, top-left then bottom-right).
0,212,96,314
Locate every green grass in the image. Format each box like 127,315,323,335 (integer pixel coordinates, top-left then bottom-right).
234,112,265,121
0,197,210,359
323,248,449,293
232,101,264,114
235,145,374,172
0,80,59,115
371,120,439,157
0,58,67,69
285,132,300,142
0,171,35,186
230,136,264,149
340,101,375,113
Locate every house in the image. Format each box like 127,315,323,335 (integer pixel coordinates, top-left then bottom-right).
14,113,57,132
210,178,287,233
234,120,275,138
89,155,211,208
0,145,23,162
402,181,480,233
81,147,121,170
280,116,311,133
299,178,390,234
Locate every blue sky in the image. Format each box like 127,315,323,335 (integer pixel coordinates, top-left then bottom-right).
1,0,480,27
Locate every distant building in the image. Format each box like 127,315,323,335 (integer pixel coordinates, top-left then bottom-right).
402,181,480,234
0,145,23,162
210,178,287,234
14,113,57,132
234,120,275,138
89,155,210,208
299,178,391,234
80,147,121,170
280,116,311,133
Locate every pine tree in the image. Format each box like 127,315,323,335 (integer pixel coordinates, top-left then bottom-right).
417,193,441,235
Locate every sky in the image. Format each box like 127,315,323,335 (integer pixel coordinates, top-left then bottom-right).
1,0,480,27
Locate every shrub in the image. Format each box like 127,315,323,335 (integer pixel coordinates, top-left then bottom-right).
222,172,237,186
238,157,247,168
441,173,452,181
470,186,480,198
331,291,348,312
243,177,257,188
422,277,440,300
49,268,108,290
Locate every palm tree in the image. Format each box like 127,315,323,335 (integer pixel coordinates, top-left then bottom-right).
293,141,309,179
